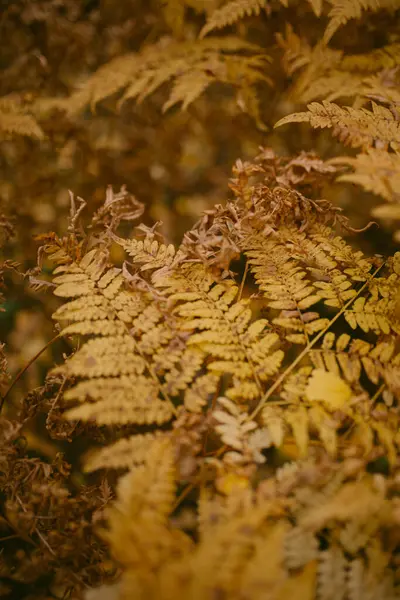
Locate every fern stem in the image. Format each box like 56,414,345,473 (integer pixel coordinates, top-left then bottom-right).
172,482,195,512
370,382,386,406
0,333,60,412
248,263,386,421
238,260,249,302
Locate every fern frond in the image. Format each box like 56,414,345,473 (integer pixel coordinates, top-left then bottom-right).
42,154,400,600
199,0,268,38
105,437,184,564
0,95,44,139
184,373,220,412
310,332,396,387
324,0,400,44
160,264,284,402
331,149,400,203
85,432,163,472
290,66,400,107
110,233,176,272
242,220,373,345
278,32,400,106
275,100,400,150
345,297,390,333
44,37,269,122
45,242,181,431
213,396,271,463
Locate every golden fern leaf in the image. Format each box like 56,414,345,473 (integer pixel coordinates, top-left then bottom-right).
300,479,386,530
110,232,176,272
105,438,189,571
275,100,400,150
84,432,163,472
103,438,399,600
0,95,44,139
184,372,220,412
187,498,288,599
157,263,284,402
361,71,400,106
344,278,400,335
331,149,400,203
163,70,213,112
233,522,290,600
244,230,325,345
199,0,269,38
323,0,400,44
242,220,373,343
310,333,365,383
45,244,178,429
42,37,269,121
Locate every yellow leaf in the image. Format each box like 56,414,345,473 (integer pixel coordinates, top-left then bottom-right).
305,369,352,410
216,472,250,495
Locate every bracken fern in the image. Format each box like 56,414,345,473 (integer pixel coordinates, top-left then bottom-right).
39,150,400,600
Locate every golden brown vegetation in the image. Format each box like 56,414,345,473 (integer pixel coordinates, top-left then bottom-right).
1,0,400,598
